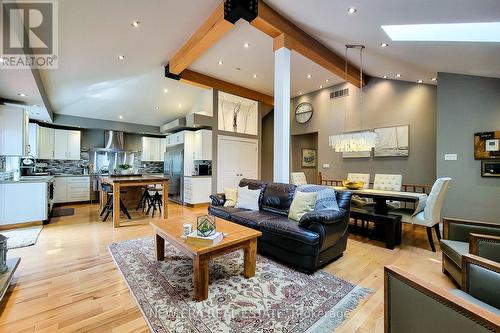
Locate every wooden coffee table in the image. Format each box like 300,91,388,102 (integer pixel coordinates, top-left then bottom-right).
150,218,262,301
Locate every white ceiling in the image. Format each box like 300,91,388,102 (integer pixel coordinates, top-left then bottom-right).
1,0,500,126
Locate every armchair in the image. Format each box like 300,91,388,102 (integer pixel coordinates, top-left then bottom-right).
441,218,500,286
384,256,500,333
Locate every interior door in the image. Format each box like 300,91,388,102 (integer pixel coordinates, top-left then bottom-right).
217,136,258,192
238,140,259,181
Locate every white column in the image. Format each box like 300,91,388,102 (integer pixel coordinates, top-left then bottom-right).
273,46,291,183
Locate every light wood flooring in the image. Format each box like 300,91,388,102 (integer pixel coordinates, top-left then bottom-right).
0,203,454,332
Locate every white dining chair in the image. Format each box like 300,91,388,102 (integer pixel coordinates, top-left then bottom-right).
347,173,370,189
392,177,452,252
290,172,308,185
373,174,403,191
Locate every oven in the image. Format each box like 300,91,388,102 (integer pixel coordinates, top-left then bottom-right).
47,179,55,219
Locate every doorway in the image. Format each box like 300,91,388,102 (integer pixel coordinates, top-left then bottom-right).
291,132,318,184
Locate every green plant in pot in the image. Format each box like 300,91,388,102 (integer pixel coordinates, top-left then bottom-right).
117,164,132,175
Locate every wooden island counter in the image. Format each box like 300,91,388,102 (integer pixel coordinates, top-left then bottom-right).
99,175,169,227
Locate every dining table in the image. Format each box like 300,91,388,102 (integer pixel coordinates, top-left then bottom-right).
99,175,169,228
332,187,428,215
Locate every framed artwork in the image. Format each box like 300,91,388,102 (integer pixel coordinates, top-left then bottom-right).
474,131,500,160
342,151,371,158
374,125,409,157
218,91,258,135
302,148,317,168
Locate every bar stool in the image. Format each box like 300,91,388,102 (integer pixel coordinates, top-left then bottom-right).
100,184,132,222
146,185,163,217
135,187,153,212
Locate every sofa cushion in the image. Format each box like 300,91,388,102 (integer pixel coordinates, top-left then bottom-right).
298,184,339,211
223,187,240,207
440,239,469,268
208,205,244,220
231,210,281,230
260,218,319,246
261,182,297,216
288,191,317,221
235,187,261,211
239,179,268,207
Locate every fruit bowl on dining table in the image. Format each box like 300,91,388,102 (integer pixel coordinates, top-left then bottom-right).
342,180,365,190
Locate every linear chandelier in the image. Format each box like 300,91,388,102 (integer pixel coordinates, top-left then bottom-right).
329,45,377,153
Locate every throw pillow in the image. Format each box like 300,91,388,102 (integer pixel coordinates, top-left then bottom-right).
297,185,339,211
235,187,261,211
223,188,239,207
288,191,318,221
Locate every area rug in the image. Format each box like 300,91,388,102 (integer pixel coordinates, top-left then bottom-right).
1,226,43,249
109,237,372,333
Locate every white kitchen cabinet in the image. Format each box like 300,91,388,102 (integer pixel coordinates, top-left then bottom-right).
38,126,55,159
184,176,212,205
54,129,81,160
0,182,48,225
0,106,29,156
160,138,167,159
194,130,212,160
54,176,90,203
166,131,184,147
28,123,40,158
142,136,166,162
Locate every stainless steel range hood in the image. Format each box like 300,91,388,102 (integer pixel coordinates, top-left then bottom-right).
104,130,124,150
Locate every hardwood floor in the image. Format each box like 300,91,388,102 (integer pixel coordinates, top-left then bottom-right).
0,203,454,332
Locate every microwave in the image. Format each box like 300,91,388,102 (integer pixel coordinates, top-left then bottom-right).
481,161,500,177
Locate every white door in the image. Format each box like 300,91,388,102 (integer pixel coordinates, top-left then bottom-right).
217,136,258,192
39,126,55,159
54,129,68,160
66,130,81,160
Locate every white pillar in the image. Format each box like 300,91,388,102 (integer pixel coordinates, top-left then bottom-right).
273,46,291,183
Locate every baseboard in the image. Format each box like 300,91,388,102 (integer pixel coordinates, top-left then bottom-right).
0,221,43,230
184,203,209,208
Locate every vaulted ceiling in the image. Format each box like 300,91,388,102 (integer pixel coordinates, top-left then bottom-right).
2,0,499,126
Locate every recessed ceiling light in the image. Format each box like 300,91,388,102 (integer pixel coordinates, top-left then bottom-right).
431,77,437,81
218,60,223,65
253,74,257,78
396,73,402,78
244,42,250,48
380,43,389,48
417,79,423,83
382,22,500,42
347,7,357,14
154,106,159,110
163,88,168,93
119,115,123,119
325,79,330,82
307,74,312,79
382,75,388,79
235,67,241,71
131,20,140,28
298,91,303,95
118,55,125,60
178,103,182,108
319,85,323,89
32,104,40,107
17,93,28,97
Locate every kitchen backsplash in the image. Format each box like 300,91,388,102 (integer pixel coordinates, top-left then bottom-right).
0,155,21,180
134,153,164,174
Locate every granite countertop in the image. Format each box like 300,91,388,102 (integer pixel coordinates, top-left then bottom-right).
0,175,55,184
185,175,212,178
99,174,169,184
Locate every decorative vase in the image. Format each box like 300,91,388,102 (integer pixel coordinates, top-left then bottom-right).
197,215,216,237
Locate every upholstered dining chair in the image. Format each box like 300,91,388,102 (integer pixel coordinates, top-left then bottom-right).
373,174,403,191
391,177,452,252
347,173,370,188
290,172,308,185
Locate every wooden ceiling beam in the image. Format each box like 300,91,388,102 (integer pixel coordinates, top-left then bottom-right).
251,1,364,87
178,69,274,106
168,3,234,75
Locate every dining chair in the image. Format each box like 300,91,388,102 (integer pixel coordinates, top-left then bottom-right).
347,173,370,188
290,172,308,185
391,177,452,252
373,173,403,209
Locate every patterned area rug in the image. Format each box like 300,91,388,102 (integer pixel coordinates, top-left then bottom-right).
1,226,43,249
109,237,372,333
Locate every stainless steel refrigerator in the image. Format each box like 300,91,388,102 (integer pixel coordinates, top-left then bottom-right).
164,145,184,204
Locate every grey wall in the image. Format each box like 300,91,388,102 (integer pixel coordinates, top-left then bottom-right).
261,111,274,182
437,72,500,223
289,78,437,185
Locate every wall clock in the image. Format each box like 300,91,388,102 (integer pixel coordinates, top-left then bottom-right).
295,102,313,124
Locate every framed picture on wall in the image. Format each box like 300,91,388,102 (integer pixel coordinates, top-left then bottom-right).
302,148,317,168
342,151,371,158
374,125,410,157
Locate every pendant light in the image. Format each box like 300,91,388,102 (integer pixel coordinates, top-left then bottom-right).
329,45,377,152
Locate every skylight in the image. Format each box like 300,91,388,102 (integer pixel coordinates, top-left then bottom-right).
382,22,500,43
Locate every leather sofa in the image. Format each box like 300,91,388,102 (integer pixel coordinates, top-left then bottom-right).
209,179,352,272
441,218,500,286
385,255,500,332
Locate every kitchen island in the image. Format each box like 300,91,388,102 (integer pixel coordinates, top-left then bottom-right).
99,175,169,227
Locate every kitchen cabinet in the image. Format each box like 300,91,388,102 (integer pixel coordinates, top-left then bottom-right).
194,129,212,160
0,182,48,225
54,129,81,160
141,136,167,162
38,126,55,159
166,131,184,147
54,176,90,203
184,176,212,205
0,106,29,156
28,123,40,158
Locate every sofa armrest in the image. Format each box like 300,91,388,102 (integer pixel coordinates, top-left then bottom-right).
469,233,500,262
462,254,500,310
299,208,347,227
384,265,500,333
443,218,500,242
209,193,226,206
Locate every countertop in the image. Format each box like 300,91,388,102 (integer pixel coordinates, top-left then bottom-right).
0,176,55,184
99,175,169,184
185,175,212,178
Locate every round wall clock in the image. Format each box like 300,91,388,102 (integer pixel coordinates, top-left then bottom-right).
295,102,313,124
